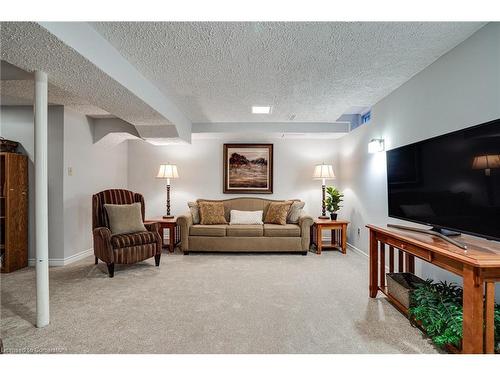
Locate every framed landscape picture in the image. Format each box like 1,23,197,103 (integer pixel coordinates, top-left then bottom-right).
223,143,273,194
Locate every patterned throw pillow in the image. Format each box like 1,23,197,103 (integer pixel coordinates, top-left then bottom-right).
287,201,305,224
199,201,228,225
187,201,200,224
264,201,293,225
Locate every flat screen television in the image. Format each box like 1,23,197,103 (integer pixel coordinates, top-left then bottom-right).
386,118,500,241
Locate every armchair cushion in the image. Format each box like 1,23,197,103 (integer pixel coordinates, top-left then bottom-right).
104,202,146,235
111,231,159,248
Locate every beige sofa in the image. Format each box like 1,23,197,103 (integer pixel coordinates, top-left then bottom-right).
177,198,314,254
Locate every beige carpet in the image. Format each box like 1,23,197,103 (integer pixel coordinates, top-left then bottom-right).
1,249,437,354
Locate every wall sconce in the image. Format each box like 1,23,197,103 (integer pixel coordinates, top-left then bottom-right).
368,138,385,153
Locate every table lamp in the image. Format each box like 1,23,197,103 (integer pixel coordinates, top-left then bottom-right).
156,163,179,218
472,155,500,176
313,163,335,219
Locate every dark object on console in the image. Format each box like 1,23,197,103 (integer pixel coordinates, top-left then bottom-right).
92,189,162,277
386,272,425,309
0,138,19,153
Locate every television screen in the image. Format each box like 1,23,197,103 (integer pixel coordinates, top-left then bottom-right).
386,118,500,240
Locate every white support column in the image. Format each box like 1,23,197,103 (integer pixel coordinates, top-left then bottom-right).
34,70,50,328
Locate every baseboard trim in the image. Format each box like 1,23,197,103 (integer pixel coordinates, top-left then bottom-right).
320,234,368,258
347,242,368,257
28,248,93,267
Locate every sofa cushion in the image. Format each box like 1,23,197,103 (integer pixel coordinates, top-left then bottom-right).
187,201,200,224
226,224,263,237
287,201,305,224
190,224,227,237
264,201,293,225
199,201,228,225
264,224,301,237
111,231,158,248
229,210,263,225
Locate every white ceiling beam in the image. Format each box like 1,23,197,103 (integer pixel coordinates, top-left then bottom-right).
192,122,350,135
38,22,192,143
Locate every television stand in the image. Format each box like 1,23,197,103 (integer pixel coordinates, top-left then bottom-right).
387,224,467,250
368,224,500,353
430,227,461,237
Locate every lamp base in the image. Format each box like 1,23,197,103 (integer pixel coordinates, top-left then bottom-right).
318,215,329,219
162,215,174,219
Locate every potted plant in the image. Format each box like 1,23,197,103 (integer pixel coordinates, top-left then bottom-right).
325,186,344,220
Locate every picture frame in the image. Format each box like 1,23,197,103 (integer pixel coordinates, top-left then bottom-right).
223,143,273,194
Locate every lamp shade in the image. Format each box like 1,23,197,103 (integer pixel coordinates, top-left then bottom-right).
472,155,500,170
156,164,179,179
312,164,335,180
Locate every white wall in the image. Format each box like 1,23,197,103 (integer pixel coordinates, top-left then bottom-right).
0,105,65,260
63,109,128,260
337,23,500,298
127,137,340,219
0,105,128,263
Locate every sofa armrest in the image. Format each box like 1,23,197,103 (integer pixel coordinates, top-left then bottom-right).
299,215,314,251
176,213,193,251
93,227,114,263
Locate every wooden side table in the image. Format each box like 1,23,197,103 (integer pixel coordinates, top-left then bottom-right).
144,217,180,253
311,219,349,254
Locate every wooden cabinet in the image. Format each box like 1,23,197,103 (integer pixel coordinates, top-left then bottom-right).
0,152,28,273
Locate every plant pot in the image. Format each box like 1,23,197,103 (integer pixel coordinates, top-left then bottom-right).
330,213,337,220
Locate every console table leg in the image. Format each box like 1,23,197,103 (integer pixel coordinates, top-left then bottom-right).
379,243,386,287
485,281,495,354
341,224,347,254
369,230,379,298
462,265,484,354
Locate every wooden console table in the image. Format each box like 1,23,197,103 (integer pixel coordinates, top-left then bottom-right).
144,217,180,252
367,224,500,354
311,219,349,254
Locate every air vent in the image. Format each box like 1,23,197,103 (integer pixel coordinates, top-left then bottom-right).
281,133,306,139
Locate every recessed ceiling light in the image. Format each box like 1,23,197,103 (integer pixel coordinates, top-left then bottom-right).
252,106,272,114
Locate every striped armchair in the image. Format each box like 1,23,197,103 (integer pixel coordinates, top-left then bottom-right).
92,189,162,277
